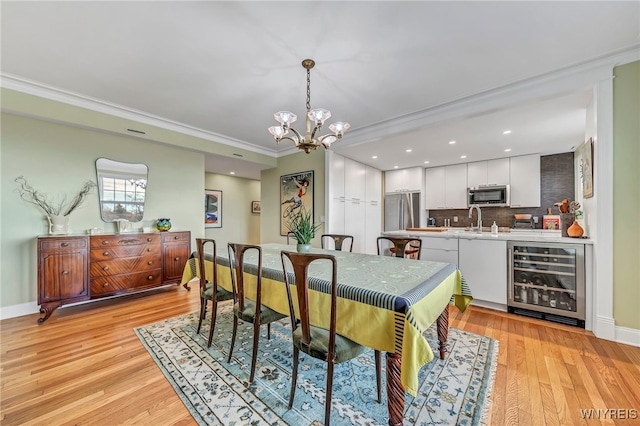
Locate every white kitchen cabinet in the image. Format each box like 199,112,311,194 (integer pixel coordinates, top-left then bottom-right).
510,154,541,207
458,238,507,308
425,164,467,209
344,158,366,201
420,236,459,265
328,197,345,234
344,200,366,253
384,167,424,193
365,166,382,203
364,200,381,254
467,159,510,187
327,152,345,200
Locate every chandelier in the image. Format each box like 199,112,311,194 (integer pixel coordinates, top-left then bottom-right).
268,59,350,154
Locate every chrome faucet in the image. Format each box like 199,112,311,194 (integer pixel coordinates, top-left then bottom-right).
469,204,482,234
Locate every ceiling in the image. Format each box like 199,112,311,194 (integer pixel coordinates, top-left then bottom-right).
1,2,639,180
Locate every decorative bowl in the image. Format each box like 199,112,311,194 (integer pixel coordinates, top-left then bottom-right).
514,214,532,220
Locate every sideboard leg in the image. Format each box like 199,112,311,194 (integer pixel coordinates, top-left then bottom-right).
386,352,404,426
437,304,449,359
38,303,61,324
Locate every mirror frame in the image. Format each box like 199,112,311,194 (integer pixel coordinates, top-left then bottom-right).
95,157,148,222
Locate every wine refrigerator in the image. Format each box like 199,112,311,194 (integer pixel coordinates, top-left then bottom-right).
507,241,585,328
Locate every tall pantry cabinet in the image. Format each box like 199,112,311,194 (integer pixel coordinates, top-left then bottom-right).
326,152,382,254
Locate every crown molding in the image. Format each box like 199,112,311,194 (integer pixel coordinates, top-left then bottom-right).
344,44,640,147
0,73,278,158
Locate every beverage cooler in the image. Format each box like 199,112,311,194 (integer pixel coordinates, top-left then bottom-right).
508,241,585,328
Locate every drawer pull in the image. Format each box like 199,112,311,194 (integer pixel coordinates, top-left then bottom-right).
174,236,179,240
147,238,152,242
103,266,110,271
102,241,109,245
103,251,110,256
121,239,139,245
175,257,180,261
103,283,109,288
147,248,152,252
62,270,69,275
147,261,153,265
61,242,69,247
148,275,153,280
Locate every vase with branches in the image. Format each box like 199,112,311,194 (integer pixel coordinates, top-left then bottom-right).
15,176,96,234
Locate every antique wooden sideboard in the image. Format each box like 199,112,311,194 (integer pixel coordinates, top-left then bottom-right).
37,231,190,323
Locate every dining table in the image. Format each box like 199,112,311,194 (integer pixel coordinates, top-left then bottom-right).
181,243,472,426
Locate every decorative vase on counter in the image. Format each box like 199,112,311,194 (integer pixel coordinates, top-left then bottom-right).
156,218,172,232
48,215,69,235
567,220,584,238
559,213,575,237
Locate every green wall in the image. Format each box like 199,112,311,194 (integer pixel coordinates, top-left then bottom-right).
261,149,326,245
613,61,640,329
204,173,261,247
0,112,204,310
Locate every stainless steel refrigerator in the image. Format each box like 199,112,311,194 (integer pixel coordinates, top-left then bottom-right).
384,192,421,231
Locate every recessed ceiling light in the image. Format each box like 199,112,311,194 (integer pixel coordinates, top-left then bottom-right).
503,130,512,135
372,155,378,159
449,140,456,145
504,148,512,152
393,165,399,169
460,155,467,159
230,171,235,175
406,149,412,153
424,161,430,164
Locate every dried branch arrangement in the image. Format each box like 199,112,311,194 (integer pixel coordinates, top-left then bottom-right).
15,176,96,216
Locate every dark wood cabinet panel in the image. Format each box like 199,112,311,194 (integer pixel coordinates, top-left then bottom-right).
161,231,190,283
37,231,190,323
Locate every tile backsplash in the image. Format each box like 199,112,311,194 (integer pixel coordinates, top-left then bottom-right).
428,152,575,229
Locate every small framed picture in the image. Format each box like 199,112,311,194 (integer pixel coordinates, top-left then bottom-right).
205,189,222,228
251,201,261,214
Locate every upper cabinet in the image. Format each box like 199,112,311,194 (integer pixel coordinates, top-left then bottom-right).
328,152,345,199
425,164,468,209
384,167,424,193
509,154,541,207
467,158,510,187
365,166,382,203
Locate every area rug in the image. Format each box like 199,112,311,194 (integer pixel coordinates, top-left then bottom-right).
135,302,498,426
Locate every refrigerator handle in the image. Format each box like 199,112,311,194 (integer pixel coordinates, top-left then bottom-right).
507,248,513,301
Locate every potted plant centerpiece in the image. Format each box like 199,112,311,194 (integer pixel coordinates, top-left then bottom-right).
285,205,321,253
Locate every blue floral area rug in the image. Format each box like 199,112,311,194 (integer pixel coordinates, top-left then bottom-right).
135,302,498,426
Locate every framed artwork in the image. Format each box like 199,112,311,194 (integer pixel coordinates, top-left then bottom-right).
580,138,594,198
251,201,261,214
205,189,222,228
280,170,314,236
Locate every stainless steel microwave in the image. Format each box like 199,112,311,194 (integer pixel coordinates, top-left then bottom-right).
468,185,510,207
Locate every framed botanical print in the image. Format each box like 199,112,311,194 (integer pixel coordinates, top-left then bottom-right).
280,170,314,236
205,189,222,228
580,138,594,198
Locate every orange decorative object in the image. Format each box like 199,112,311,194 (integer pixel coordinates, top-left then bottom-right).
567,221,584,237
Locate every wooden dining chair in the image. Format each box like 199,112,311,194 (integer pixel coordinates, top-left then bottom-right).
280,250,382,426
286,231,296,245
320,234,354,252
377,236,422,259
195,238,234,347
227,243,287,383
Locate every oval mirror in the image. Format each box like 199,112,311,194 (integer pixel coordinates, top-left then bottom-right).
95,158,148,222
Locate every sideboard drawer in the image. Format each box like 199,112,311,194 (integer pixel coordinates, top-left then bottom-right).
161,231,190,243
40,237,88,251
90,243,160,261
90,234,160,248
90,269,163,295
90,254,162,278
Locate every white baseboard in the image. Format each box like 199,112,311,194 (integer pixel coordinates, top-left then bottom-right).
616,325,640,348
594,315,617,341
0,301,40,320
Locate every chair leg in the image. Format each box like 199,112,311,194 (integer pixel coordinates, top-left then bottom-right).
325,362,335,426
374,350,382,403
249,321,261,383
196,298,206,334
288,347,299,409
207,301,218,347
227,315,238,363
267,323,271,340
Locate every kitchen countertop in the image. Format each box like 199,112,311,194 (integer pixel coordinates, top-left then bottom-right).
382,228,594,244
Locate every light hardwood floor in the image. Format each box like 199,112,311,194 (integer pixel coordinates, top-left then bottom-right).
1,285,639,425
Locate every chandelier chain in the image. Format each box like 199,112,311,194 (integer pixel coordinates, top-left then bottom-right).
306,68,311,112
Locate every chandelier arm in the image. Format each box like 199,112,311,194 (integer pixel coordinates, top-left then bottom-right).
287,126,303,143
318,133,340,143
309,123,323,141
277,136,300,146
